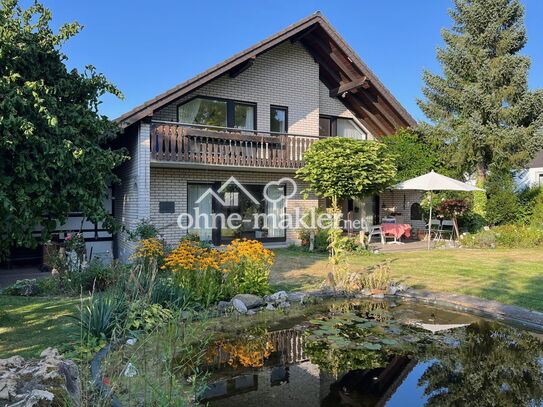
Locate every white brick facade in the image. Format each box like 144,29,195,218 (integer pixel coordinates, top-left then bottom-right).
114,123,151,262
149,167,319,245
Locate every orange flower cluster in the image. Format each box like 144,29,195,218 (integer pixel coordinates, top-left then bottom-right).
220,239,274,272
163,238,274,273
129,238,164,261
163,240,222,271
214,339,275,368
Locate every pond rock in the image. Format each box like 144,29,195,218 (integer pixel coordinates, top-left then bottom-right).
265,303,275,311
373,293,385,299
217,301,232,312
0,348,80,406
397,283,409,292
387,286,398,295
232,298,248,314
270,291,288,303
278,301,291,309
286,291,305,303
232,294,264,309
360,288,372,297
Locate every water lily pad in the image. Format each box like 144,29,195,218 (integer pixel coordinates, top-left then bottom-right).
363,342,382,350
357,322,378,329
385,325,403,334
381,339,398,345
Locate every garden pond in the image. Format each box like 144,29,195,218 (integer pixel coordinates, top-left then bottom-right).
199,298,543,407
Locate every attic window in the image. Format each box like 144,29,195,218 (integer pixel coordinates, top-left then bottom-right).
178,97,256,130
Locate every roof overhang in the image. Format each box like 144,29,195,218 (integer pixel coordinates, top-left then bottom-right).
115,12,417,136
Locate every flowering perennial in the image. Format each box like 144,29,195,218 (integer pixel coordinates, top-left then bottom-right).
130,238,165,261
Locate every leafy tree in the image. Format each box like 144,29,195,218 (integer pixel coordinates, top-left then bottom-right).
0,0,127,255
296,138,396,257
296,137,397,210
417,0,543,186
382,129,442,182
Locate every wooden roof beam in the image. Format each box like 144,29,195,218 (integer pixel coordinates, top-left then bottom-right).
300,40,342,83
344,93,394,136
329,77,369,98
228,56,256,78
352,88,401,130
290,24,319,43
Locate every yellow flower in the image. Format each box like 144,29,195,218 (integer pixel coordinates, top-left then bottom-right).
129,238,164,261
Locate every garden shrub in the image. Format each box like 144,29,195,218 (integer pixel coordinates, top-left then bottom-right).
484,170,520,225
516,186,542,224
125,300,174,333
127,218,160,241
461,225,543,248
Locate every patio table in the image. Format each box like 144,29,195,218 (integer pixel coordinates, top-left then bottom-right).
381,223,412,242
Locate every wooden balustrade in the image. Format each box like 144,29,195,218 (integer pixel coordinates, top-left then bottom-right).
150,123,320,169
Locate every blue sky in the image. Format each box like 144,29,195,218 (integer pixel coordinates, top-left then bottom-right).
43,0,543,122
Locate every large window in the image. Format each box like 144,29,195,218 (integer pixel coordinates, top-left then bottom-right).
178,97,256,130
319,115,366,140
270,106,288,133
179,98,227,127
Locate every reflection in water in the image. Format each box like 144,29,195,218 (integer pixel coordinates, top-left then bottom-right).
200,303,543,407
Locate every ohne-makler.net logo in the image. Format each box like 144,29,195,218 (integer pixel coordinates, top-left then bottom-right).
176,176,371,233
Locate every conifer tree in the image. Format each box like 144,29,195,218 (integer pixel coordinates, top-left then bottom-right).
418,0,543,184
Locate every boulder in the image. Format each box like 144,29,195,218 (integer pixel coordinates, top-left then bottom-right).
231,294,264,309
265,303,275,311
287,292,305,303
232,298,248,314
0,348,80,406
278,301,291,309
270,291,288,303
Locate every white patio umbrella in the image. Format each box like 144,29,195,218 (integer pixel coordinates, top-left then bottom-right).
394,170,484,249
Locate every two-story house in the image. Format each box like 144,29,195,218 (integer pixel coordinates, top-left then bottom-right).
112,12,417,261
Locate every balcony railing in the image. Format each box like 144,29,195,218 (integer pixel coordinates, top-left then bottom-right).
150,121,323,169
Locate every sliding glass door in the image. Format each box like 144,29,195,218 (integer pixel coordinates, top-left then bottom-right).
187,182,286,244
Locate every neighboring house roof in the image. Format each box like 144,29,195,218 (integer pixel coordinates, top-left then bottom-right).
115,12,416,136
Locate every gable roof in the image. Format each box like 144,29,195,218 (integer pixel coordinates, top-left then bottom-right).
115,12,416,136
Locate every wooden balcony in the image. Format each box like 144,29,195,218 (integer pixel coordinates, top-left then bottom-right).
150,121,322,169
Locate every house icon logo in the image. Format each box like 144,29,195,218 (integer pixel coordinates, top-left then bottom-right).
195,176,260,206
195,176,297,206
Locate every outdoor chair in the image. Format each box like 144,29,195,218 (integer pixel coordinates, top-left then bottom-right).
435,220,454,241
424,219,442,240
368,225,385,244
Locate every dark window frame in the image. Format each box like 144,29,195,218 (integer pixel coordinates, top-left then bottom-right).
186,181,287,245
177,95,257,130
270,105,288,134
319,115,366,139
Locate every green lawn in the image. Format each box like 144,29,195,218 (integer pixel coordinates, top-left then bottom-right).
271,248,543,312
0,296,80,358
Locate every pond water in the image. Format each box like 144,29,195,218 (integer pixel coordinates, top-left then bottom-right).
200,299,543,407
